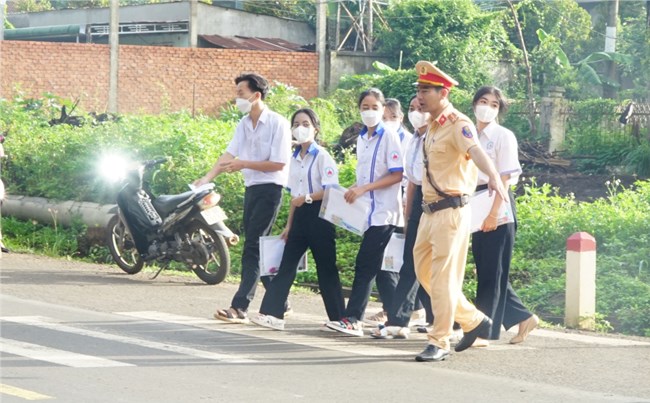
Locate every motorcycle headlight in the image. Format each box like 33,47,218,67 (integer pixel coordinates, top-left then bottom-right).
98,154,128,183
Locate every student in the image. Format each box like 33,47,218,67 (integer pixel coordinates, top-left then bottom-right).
326,88,404,336
363,98,411,325
195,73,292,324
470,86,538,346
371,95,431,339
251,108,345,330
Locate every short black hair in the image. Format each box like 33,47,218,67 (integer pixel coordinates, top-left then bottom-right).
358,88,386,108
472,86,508,114
235,73,270,100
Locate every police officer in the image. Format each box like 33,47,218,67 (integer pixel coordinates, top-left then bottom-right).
411,61,507,362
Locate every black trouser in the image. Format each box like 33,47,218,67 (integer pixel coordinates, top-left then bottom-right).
386,185,433,327
344,224,396,322
472,189,531,339
231,183,283,311
259,201,345,321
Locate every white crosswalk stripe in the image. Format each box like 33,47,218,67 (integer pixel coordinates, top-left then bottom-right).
0,337,134,368
0,315,256,365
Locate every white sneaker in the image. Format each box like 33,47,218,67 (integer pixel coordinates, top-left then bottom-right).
408,309,427,327
250,313,285,331
325,318,364,336
362,311,387,326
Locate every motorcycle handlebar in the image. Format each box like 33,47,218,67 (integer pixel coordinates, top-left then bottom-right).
143,157,170,168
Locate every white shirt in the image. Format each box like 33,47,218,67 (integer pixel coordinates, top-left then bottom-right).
287,143,339,197
404,132,425,186
477,122,522,186
398,126,411,189
356,122,404,228
225,108,292,187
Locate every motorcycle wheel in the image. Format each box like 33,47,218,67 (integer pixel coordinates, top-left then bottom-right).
185,220,230,285
106,214,144,274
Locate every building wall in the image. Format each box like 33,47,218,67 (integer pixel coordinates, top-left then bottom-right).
0,41,318,115
328,51,391,89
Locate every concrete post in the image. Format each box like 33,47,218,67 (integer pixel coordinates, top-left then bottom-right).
565,232,596,330
108,0,119,114
189,0,198,48
315,0,327,95
541,86,567,153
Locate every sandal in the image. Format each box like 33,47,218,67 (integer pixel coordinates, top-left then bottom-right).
214,307,249,324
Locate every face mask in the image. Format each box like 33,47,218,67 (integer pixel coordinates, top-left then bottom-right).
383,121,401,133
360,110,382,128
474,104,499,123
292,126,314,144
408,111,430,129
235,94,255,114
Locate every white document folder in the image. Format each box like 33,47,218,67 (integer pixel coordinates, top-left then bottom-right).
381,233,405,272
259,235,307,276
470,189,514,233
319,186,370,236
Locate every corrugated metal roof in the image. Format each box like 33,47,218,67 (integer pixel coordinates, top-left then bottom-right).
199,34,312,52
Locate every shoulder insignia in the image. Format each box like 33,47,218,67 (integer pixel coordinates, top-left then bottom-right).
448,112,459,123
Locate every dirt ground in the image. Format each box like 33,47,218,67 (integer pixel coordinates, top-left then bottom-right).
517,171,642,201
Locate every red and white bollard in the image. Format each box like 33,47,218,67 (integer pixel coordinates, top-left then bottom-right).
565,232,596,330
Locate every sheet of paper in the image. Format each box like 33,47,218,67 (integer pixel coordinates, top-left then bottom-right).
470,189,514,233
259,235,307,276
381,233,405,272
319,186,370,236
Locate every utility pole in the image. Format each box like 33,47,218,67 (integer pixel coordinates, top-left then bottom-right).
604,0,619,99
315,0,327,95
0,0,6,41
368,0,373,52
108,0,119,113
189,0,198,48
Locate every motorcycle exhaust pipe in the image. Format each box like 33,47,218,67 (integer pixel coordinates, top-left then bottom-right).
227,234,240,246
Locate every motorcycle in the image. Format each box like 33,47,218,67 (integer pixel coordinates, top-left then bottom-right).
104,157,238,284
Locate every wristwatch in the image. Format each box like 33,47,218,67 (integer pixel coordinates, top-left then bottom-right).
305,193,313,204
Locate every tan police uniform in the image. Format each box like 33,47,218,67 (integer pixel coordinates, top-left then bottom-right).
412,61,487,351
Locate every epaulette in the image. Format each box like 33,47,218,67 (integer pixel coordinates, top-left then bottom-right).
447,112,459,123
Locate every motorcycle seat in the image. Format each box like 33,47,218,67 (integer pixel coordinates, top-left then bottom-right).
153,191,196,216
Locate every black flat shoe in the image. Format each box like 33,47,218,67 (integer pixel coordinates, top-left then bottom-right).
1,246,9,253
455,317,492,352
415,344,450,362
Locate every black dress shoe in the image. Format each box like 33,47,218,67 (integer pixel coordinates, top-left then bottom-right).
0,246,8,253
455,316,493,352
415,344,450,362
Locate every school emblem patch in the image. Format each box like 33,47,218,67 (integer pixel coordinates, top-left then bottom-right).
390,151,400,161
325,167,335,177
486,141,494,150
462,126,474,139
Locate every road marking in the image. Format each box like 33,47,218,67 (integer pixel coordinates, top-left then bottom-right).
0,337,133,368
531,329,650,347
0,383,54,400
0,316,255,364
118,311,420,357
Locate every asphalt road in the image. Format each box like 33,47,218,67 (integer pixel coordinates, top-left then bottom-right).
1,253,649,403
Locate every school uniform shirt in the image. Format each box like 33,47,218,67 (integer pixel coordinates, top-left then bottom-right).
225,107,292,187
287,143,339,197
477,122,522,186
356,122,404,228
398,126,412,188
404,132,425,186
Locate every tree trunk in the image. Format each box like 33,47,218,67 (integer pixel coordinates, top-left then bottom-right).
506,0,537,137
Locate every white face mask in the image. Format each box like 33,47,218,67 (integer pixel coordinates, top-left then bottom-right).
235,95,255,114
360,110,382,128
408,110,430,129
383,121,401,133
292,126,314,144
474,104,499,123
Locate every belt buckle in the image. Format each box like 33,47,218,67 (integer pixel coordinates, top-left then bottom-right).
421,202,432,214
